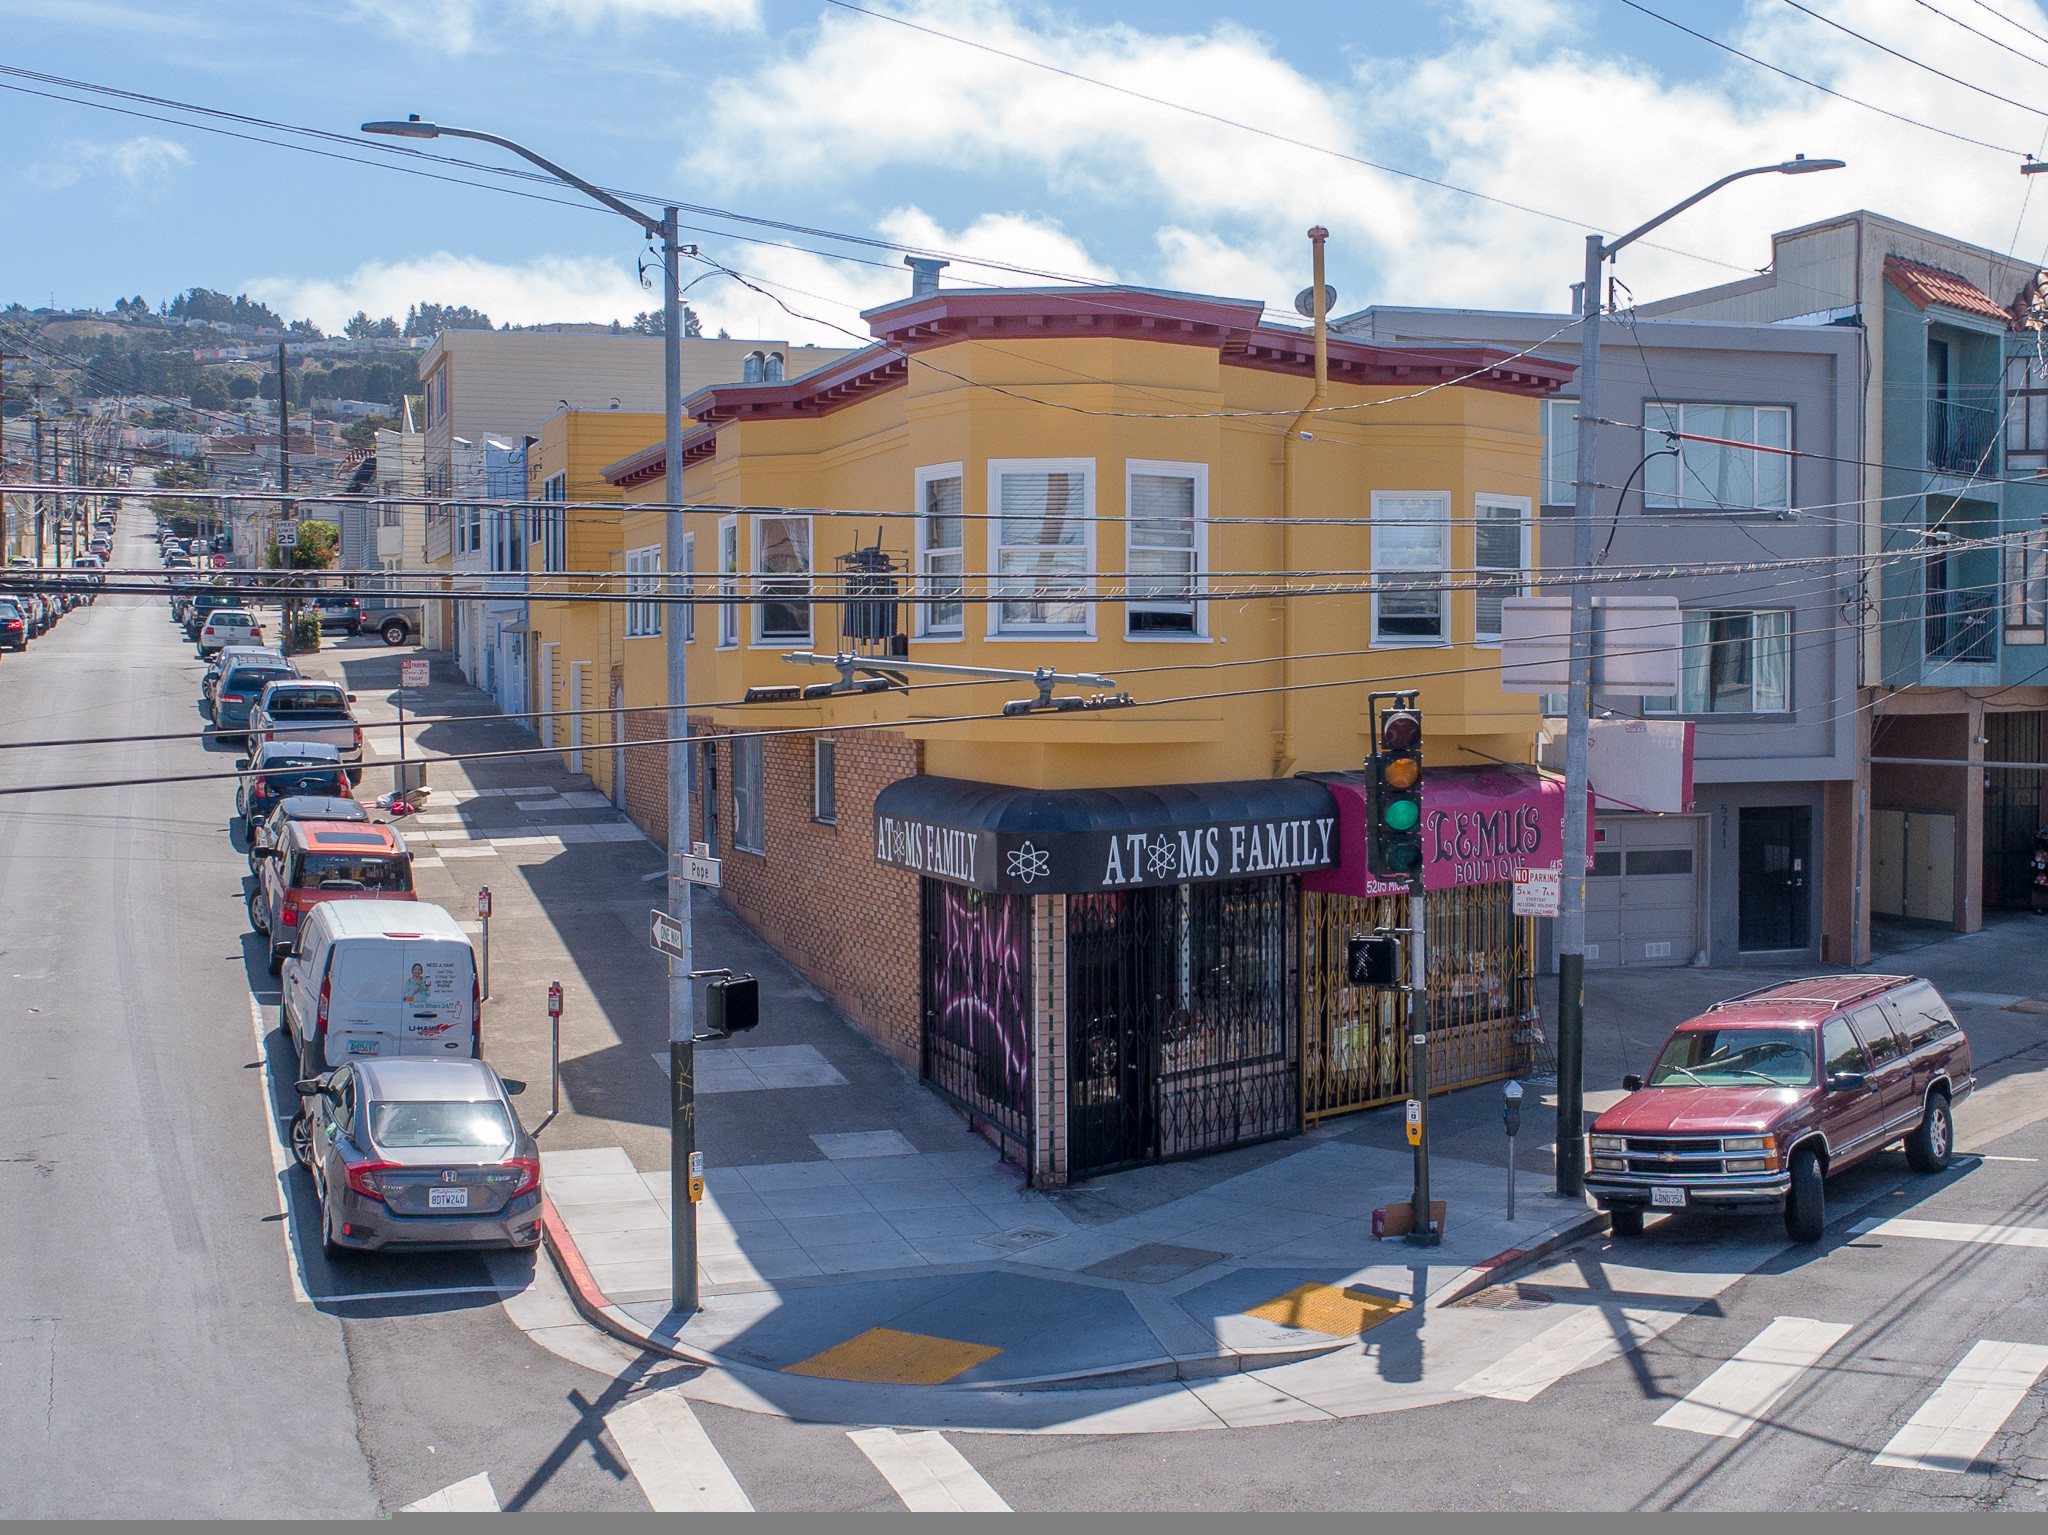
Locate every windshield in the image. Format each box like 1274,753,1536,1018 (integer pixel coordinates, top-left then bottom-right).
265,769,347,797
269,690,347,714
210,610,255,624
225,668,292,693
293,851,408,891
1649,1027,1816,1088
370,1100,512,1150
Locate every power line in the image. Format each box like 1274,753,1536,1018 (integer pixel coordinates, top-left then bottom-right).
1912,0,2048,73
1779,0,2048,120
1619,0,2030,156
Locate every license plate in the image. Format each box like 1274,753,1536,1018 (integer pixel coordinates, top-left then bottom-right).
347,1039,380,1055
1651,1186,1686,1208
428,1187,469,1209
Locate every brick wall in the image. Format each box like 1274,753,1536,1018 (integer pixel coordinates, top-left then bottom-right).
623,719,925,1067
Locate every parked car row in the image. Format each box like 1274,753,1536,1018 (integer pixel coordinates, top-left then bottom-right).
199,644,531,1257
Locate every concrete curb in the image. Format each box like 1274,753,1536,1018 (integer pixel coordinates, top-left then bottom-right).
1425,1209,1609,1309
540,1196,1352,1391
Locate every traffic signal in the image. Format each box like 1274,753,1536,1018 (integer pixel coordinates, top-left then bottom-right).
1366,705,1424,883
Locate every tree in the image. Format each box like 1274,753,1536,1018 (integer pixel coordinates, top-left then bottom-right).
267,519,337,570
342,415,392,450
631,306,703,338
190,374,231,411
345,311,401,340
288,318,324,339
229,374,258,400
404,302,493,337
167,288,287,330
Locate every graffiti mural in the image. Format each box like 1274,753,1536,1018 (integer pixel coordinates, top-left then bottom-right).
920,880,1032,1144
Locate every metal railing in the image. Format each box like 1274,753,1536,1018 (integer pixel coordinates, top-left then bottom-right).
1925,586,1998,664
1927,398,1999,475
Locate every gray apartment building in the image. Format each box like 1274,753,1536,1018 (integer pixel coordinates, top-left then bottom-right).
1337,305,1864,969
1643,211,2048,941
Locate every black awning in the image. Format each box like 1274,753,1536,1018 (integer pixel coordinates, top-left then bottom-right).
872,775,1339,894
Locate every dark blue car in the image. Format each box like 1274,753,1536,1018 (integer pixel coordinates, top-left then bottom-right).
236,741,351,828
213,658,299,740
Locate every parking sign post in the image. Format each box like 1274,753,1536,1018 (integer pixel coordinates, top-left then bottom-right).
477,886,492,999
533,980,563,1139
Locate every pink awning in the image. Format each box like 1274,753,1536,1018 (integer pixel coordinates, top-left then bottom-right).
1303,766,1588,898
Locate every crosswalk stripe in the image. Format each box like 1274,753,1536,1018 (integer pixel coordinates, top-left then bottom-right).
1455,1305,1684,1402
401,1472,499,1512
1873,1340,2048,1473
848,1428,1011,1512
1850,1216,2048,1251
605,1390,753,1512
1654,1316,1852,1439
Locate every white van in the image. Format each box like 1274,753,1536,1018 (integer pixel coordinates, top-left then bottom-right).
281,900,480,1075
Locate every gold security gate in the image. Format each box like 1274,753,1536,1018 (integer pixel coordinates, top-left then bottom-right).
1301,884,1540,1127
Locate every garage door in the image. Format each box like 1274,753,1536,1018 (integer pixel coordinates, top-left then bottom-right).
1585,815,1700,969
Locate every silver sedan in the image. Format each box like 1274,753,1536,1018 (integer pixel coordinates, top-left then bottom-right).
293,1057,543,1257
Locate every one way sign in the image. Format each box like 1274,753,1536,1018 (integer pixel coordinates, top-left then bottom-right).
650,909,686,960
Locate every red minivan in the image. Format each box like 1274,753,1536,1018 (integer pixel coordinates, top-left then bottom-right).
250,820,416,975
1587,975,1973,1243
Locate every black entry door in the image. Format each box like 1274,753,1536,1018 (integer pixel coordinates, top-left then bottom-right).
1739,806,1811,951
1066,891,1169,1175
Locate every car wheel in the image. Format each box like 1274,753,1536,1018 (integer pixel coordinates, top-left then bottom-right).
1906,1093,1954,1174
381,619,407,646
346,769,362,787
247,888,268,934
1610,1207,1645,1237
320,1197,350,1261
289,1110,315,1169
1784,1145,1825,1243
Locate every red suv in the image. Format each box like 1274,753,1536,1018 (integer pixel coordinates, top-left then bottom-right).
1588,975,1973,1244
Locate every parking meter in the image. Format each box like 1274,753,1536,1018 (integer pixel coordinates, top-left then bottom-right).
1503,1080,1524,1220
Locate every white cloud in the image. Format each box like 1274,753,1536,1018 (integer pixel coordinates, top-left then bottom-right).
348,0,758,54
677,0,2048,318
27,135,190,192
246,252,649,334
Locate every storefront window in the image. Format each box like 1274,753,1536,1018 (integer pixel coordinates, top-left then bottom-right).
920,883,1031,1146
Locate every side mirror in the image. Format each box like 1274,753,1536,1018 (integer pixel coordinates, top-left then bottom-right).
235,758,250,771
500,1078,528,1096
1827,1072,1867,1094
346,693,357,702
1621,1074,1643,1093
254,846,281,860
293,1075,337,1100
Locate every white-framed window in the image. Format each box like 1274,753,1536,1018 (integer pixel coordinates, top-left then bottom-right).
989,458,1093,636
813,736,836,823
625,544,661,637
1473,494,1531,645
1125,460,1206,637
682,532,696,642
534,473,566,573
1644,402,1792,511
1542,398,1579,508
732,734,765,853
1643,609,1792,715
915,463,965,636
753,515,812,644
2007,527,2047,642
1370,491,1450,644
718,516,738,647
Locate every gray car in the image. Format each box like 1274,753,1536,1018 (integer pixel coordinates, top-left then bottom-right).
292,1057,542,1257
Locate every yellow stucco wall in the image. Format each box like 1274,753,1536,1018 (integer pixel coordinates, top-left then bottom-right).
594,333,1552,791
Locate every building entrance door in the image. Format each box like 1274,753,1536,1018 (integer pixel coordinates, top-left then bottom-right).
1066,891,1164,1176
1739,805,1811,951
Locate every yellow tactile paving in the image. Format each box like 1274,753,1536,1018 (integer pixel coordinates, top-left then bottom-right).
1245,1283,1412,1337
782,1326,1004,1385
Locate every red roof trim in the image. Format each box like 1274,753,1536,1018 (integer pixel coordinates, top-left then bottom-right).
601,287,1575,486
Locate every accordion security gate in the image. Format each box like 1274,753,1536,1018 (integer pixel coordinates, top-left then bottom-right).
1066,878,1300,1179
1300,883,1540,1127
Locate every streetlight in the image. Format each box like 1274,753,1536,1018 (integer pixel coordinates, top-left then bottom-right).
1554,154,1844,1201
364,114,700,1315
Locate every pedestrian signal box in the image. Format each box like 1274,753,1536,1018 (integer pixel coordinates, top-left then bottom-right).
1347,935,1399,987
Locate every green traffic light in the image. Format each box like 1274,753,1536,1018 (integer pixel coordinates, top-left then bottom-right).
1384,797,1420,833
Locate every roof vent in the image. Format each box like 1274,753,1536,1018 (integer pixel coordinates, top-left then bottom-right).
904,256,949,298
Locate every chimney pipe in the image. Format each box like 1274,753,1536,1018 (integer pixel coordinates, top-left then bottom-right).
905,257,949,298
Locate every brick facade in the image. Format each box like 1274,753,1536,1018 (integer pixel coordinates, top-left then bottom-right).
617,715,925,1067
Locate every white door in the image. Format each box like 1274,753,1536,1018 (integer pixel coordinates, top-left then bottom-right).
1584,815,1700,968
1871,808,1906,917
1905,811,1957,925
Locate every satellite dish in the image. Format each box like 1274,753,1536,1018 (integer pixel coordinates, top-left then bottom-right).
1294,284,1337,319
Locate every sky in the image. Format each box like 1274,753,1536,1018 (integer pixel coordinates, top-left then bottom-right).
13,0,2048,345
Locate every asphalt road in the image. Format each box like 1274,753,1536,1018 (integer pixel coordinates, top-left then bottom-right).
3,504,2046,1514
0,510,646,1516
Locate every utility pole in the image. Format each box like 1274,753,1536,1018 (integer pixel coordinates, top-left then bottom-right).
278,342,293,652
362,113,700,1315
1552,155,1843,1200
32,389,46,566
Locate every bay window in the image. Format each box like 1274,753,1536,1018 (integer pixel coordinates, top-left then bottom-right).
754,515,812,644
1474,494,1530,644
990,459,1092,635
917,465,965,635
1126,461,1205,636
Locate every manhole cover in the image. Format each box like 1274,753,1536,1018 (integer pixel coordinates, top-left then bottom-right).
979,1228,1060,1254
